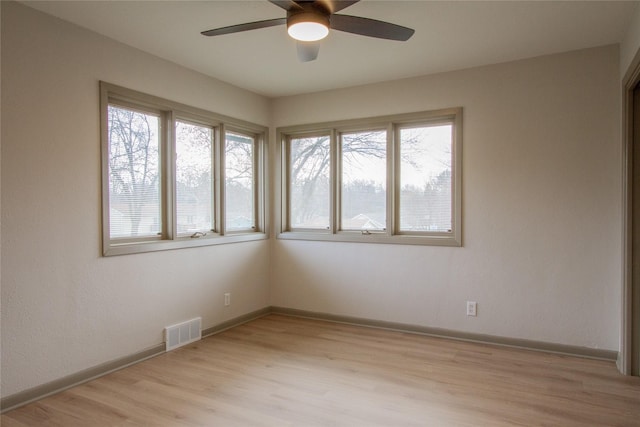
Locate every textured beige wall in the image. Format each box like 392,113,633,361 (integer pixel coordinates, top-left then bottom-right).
270,45,622,351
1,2,271,397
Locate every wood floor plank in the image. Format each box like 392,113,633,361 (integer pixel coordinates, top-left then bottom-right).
2,314,639,426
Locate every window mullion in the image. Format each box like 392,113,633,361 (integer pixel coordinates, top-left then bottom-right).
101,86,111,255
212,123,226,236
253,135,262,233
387,123,395,237
282,136,291,232
452,112,463,244
330,129,338,234
165,110,176,240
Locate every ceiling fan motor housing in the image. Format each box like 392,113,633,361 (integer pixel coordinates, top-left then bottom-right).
287,4,331,32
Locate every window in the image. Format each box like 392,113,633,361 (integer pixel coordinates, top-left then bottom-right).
340,130,387,231
398,124,453,234
107,105,162,240
277,108,462,246
175,120,214,236
101,82,267,256
289,134,331,229
225,131,256,231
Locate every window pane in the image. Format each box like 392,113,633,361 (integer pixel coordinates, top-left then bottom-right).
107,105,161,239
399,124,453,232
176,121,213,236
225,132,254,231
341,131,386,231
290,136,330,229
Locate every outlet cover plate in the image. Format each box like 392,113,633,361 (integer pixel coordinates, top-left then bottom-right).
467,301,477,316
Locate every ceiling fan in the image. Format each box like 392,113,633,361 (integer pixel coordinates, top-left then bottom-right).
201,0,414,62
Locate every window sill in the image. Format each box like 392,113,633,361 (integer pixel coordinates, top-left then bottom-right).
276,231,461,247
104,232,268,256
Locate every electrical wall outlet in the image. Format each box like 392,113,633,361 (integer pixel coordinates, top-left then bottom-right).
224,292,231,306
466,301,477,316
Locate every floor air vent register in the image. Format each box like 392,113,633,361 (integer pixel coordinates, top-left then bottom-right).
164,317,202,351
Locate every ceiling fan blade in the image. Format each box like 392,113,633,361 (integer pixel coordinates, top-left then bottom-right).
201,18,286,37
297,41,321,62
268,0,303,11
330,14,414,41
317,0,360,14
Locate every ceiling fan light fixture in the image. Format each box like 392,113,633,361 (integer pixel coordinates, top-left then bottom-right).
287,11,329,41
201,1,416,62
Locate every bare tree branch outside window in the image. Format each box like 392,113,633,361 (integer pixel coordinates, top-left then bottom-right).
399,125,453,231
107,106,160,238
176,121,213,234
289,130,431,230
341,131,387,230
290,136,331,228
226,132,254,230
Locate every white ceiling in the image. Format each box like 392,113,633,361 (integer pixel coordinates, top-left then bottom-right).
22,0,638,98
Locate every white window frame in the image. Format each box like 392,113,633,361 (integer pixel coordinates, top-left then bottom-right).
101,82,268,256
276,108,462,247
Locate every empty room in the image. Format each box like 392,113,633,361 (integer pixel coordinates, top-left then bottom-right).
2,0,640,425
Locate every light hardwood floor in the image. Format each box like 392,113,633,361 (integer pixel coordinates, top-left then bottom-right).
2,314,640,426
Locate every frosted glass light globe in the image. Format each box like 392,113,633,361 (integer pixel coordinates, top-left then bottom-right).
287,21,329,42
